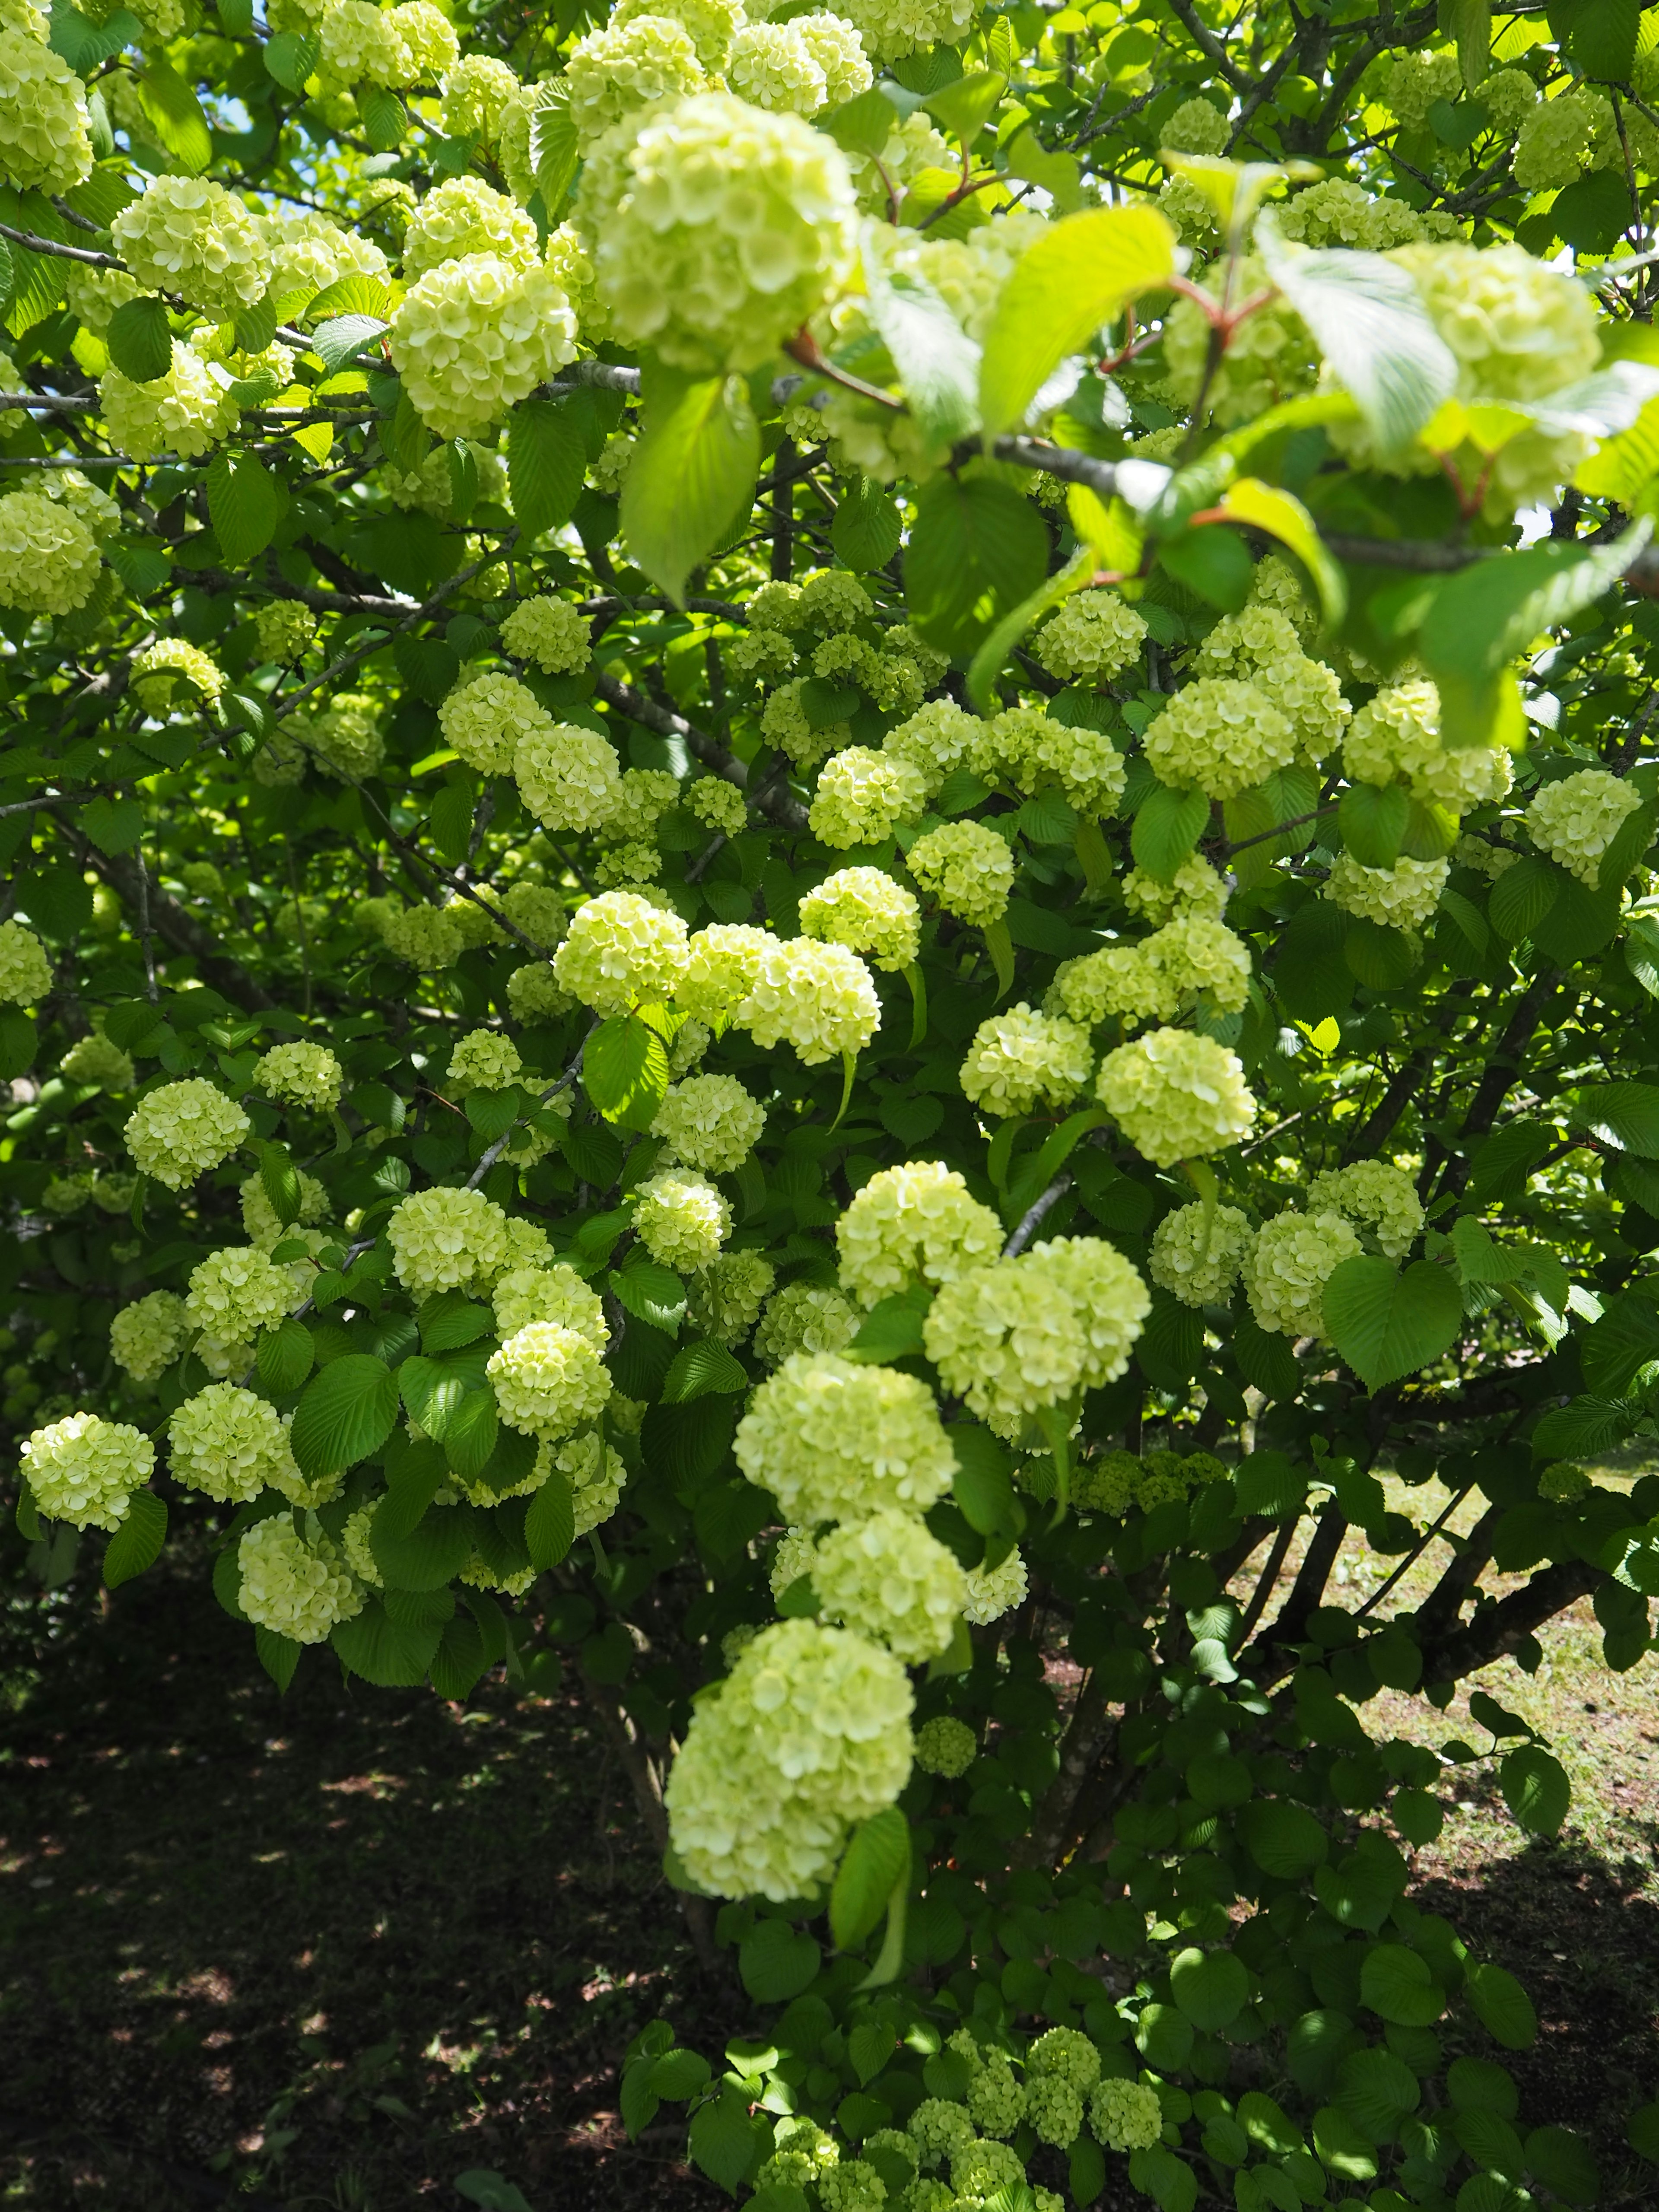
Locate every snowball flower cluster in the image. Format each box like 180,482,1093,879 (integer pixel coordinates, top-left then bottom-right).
168,1385,296,1503
1035,591,1148,683
133,639,222,714
0,27,90,192
440,670,553,777
963,1545,1029,1625
924,1238,1150,1434
403,175,539,278
0,490,100,617
836,1160,1003,1306
813,1507,966,1662
1324,852,1449,930
1149,1200,1253,1307
973,706,1128,817
1344,680,1510,811
387,1187,511,1294
652,1073,766,1173
810,747,928,847
677,922,773,1022
687,1250,776,1344
111,1291,188,1382
754,1281,860,1364
184,1247,296,1346
799,866,920,973
100,343,240,463
254,1042,343,1112
580,93,858,374
1144,678,1295,800
0,919,51,1004
960,1005,1093,1119
389,254,578,440
633,1170,731,1271
237,1515,363,1644
556,890,689,1014
488,1319,613,1437
737,937,880,1065
501,596,592,674
1096,1030,1256,1166
446,1029,522,1094
111,176,265,316
566,14,708,143
1091,2079,1164,2153
124,1080,251,1189
665,1618,914,1900
882,699,980,795
493,1260,608,1346
736,1353,957,1522
727,14,871,114
252,602,317,666
685,777,747,836
514,721,625,833
1244,1210,1362,1339
21,1411,152,1529
914,1714,977,1777
1307,1159,1424,1259
1526,769,1642,888
906,822,1014,927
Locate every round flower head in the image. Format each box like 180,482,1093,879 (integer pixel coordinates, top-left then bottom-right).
492,1262,607,1351
579,92,858,375
0,919,51,1004
440,670,554,778
185,1246,296,1345
962,1545,1028,1625
1243,1209,1363,1340
507,963,576,1023
1149,1200,1252,1307
754,1281,860,1364
1144,677,1296,800
124,1080,251,1189
1306,1159,1424,1260
799,866,920,973
1050,942,1179,1029
736,1352,956,1522
1526,769,1642,889
555,890,689,1015
1344,678,1510,811
1024,1236,1153,1392
973,706,1128,817
403,175,539,278
254,1041,343,1112
1323,852,1448,930
652,1073,766,1173
168,1384,297,1503
388,1186,512,1295
1538,1459,1591,1503
21,1411,152,1529
487,1319,613,1438
0,491,100,616
534,1428,629,1536
0,27,91,193
960,1005,1093,1119
567,14,708,143
99,341,240,464
611,0,741,66
906,821,1015,928
769,1525,821,1601
828,0,973,62
727,19,840,115
737,937,880,1065
813,1507,967,1662
379,905,465,968
687,1250,776,1345
389,254,578,440
131,638,222,715
914,1713,976,1777
837,1160,1003,1307
924,1258,1086,1431
237,1514,363,1644
1096,1029,1256,1167
448,1030,523,1094
664,1617,914,1900
501,595,591,675
685,776,747,837
253,601,318,667
810,746,929,847
438,50,518,136
1145,913,1253,1014
111,1290,188,1383
883,699,982,795
633,1170,731,1272
1091,2078,1163,2153
111,176,264,317
677,922,775,1023
513,720,624,835
1035,591,1148,684
910,2100,978,2170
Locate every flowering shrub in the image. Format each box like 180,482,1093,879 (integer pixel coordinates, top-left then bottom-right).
8,6,1659,2208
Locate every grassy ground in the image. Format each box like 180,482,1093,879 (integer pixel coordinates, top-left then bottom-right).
3,1491,1657,2212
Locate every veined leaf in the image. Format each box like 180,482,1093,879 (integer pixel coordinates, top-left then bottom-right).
621,365,760,607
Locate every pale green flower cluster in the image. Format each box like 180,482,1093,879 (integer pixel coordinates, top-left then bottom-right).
1035,591,1149,685
1323,852,1449,929
0,919,51,1004
438,48,518,133
954,2031,1025,2138
1072,1444,1224,1516
913,1713,976,1777
534,1428,626,1536
404,176,538,278
1277,178,1440,249
1344,680,1510,811
882,699,980,795
728,19,857,116
633,1169,731,1271
22,1411,152,1529
1190,608,1350,761
514,720,625,833
664,1617,914,1899
737,1351,956,1521
387,1186,511,1294
389,254,578,440
1144,677,1295,799
302,693,384,782
960,1004,1093,1119
567,14,707,144
100,343,240,463
1149,1200,1253,1307
487,1319,613,1437
124,1079,251,1189
906,822,1014,928
677,921,773,1022
1514,86,1617,191
972,705,1128,817
254,1042,343,1112
1162,94,1230,154
810,746,929,847
184,1246,296,1345
652,1073,766,1173
800,865,920,973
606,766,681,845
963,1545,1029,1625
168,1384,296,1503
63,260,142,334
507,963,575,1021
111,1290,188,1382
252,602,318,666
1163,255,1318,424
238,1514,363,1644
448,1030,522,1093
1538,1460,1590,1503
1053,916,1250,1029
1026,2025,1101,2147
764,678,847,769
923,1236,1150,1436
1244,1209,1363,1338
687,1250,776,1344
1096,1029,1256,1166
813,1505,967,1661
256,204,390,297
111,176,265,316
556,890,689,1014
685,776,747,836
1090,2077,1164,2152
496,881,568,950
0,490,100,617
737,936,881,1065
754,1280,860,1364
378,903,465,968
500,595,591,675
1526,768,1641,888
579,92,859,374
836,1159,1003,1306
493,1259,607,1345
242,1170,327,1250
0,26,90,192
1307,1159,1424,1260
61,1027,135,1090
1378,48,1461,129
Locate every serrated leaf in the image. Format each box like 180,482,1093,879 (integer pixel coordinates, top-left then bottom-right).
429,780,475,867
418,1290,493,1354
660,1339,749,1403
81,795,145,855
103,1489,166,1587
905,471,1049,663
830,474,903,571
258,1315,315,1395
50,3,143,71
359,84,406,150
1500,1743,1569,1836
1464,1961,1538,2049
1567,1077,1659,1156
585,1013,669,1128
106,294,171,383
290,1353,400,1478
263,28,319,89
610,1258,686,1337
861,238,980,448
1323,1256,1462,1390
258,1138,302,1227
1339,782,1408,869
1132,781,1210,880
621,365,760,608
332,1595,443,1687
830,1806,909,1950
1217,477,1346,625
207,452,288,568
370,1497,470,1589
138,53,212,172
1170,1946,1249,2031
524,1472,575,1570
254,1625,302,1691
528,82,579,210
312,312,385,373
308,273,392,323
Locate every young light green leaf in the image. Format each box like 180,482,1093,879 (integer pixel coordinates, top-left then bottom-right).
861,242,981,448
621,367,760,607
138,54,213,172
1322,1256,1463,1390
509,397,586,540
1217,477,1346,625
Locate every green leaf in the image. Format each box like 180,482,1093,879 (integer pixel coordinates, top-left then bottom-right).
966,543,1095,716
1487,854,1562,941
524,1472,575,1571
1238,1799,1329,1878
1464,1961,1538,2049
738,1918,822,2002
920,65,1006,146
307,273,392,323
950,1424,1017,1534
1002,121,1084,212
103,1490,166,1587
420,1291,496,1354
1217,477,1346,625
660,1339,749,1402
905,471,1049,663
688,2082,765,2197
1449,0,1490,83
442,1389,499,1481
1170,1946,1249,2031
1567,1077,1659,1156
585,1013,670,1126
1628,2101,1659,2164
311,312,385,374
1500,1744,1569,1836
830,1806,910,1950
254,1625,302,1691
1131,781,1210,880
1359,1942,1446,2027
610,1257,686,1337
258,1314,315,1395
1322,1256,1462,1390
848,1288,932,1366
1580,1291,1659,1394
138,54,213,172
50,3,143,71
1568,0,1642,75
509,398,586,542
1256,216,1457,456
359,84,406,150
1157,521,1254,610
370,1498,471,1589
263,28,318,88
621,366,760,608
81,795,145,855
1233,1449,1306,1517
862,242,980,447
979,203,1176,435
1339,783,1409,870
332,1595,444,1687
823,83,901,158
289,1354,400,1478
1529,1394,1640,1459
1231,1317,1303,1402
527,82,579,211
1127,2144,1198,2212
831,474,903,572
207,453,288,569
106,295,171,383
